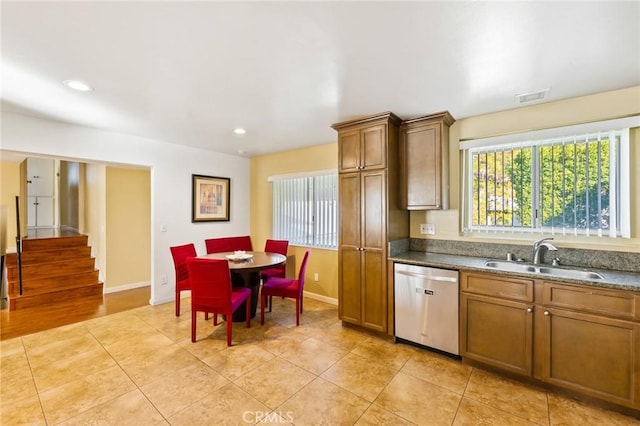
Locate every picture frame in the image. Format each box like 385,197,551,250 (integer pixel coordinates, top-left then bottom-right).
192,174,230,222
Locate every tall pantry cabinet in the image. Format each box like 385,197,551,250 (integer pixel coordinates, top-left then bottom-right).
332,112,409,334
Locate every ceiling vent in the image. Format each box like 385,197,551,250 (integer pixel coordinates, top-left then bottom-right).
515,88,550,104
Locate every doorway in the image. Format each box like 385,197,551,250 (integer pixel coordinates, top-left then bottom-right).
25,157,81,233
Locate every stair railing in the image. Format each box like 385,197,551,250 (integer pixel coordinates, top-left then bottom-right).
15,196,23,295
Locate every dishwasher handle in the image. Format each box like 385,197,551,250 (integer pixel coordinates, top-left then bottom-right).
395,269,458,283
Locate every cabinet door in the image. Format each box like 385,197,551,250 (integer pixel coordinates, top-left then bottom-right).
541,307,639,408
361,170,387,331
27,157,55,197
338,130,361,172
27,196,55,227
338,172,361,324
362,249,386,332
361,125,386,170
400,123,442,209
339,247,362,324
339,173,361,248
461,293,534,376
362,170,385,250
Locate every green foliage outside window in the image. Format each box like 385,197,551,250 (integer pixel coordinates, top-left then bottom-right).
471,138,612,232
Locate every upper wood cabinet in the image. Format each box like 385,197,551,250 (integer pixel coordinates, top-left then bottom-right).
399,111,455,210
334,113,401,173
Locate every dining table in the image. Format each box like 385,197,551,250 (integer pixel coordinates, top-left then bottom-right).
200,251,287,322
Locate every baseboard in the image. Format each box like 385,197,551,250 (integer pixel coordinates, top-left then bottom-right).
103,281,150,294
303,291,338,306
150,295,174,306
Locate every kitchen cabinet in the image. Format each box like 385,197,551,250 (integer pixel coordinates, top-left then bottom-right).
338,123,387,173
537,281,640,409
460,272,535,376
460,270,640,411
333,112,409,334
399,111,455,210
334,118,388,172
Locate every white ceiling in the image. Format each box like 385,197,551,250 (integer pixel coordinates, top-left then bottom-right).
2,1,639,158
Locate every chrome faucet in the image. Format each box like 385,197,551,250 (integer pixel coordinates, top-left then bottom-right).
532,237,558,265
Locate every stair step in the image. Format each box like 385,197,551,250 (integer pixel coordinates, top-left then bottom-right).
8,270,100,297
21,235,88,252
9,283,104,310
5,246,92,266
7,233,104,312
7,258,96,281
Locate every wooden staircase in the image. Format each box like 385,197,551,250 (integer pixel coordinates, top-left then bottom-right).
5,234,103,311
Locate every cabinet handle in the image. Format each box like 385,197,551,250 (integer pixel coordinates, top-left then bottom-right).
526,307,533,313
544,311,550,316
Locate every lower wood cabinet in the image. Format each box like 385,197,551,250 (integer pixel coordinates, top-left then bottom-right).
461,292,533,376
539,306,639,408
460,271,640,411
539,281,640,409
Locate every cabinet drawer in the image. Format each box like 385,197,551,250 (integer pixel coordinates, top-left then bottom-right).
461,272,533,302
543,282,639,321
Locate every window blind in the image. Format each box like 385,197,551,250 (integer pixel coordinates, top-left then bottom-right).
271,173,338,249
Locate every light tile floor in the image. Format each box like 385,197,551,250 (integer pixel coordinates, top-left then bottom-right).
1,297,638,425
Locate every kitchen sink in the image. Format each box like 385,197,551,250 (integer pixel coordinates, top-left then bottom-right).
484,260,604,280
484,261,538,274
536,267,604,280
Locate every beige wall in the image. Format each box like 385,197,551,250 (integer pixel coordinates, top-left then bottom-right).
412,86,640,253
0,160,21,252
84,163,107,283
251,143,339,299
105,166,151,289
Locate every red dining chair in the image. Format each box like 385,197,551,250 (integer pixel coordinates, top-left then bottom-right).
229,235,253,251
260,248,310,326
205,237,232,254
170,243,197,317
186,257,251,346
260,239,289,283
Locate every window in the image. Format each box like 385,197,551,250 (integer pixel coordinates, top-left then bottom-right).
460,117,636,238
270,171,338,249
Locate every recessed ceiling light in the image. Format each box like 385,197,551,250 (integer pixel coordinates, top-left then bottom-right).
233,128,246,135
63,80,93,92
237,149,247,155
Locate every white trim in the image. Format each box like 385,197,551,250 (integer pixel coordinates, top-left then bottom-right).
620,129,631,238
459,116,640,150
102,281,150,294
303,290,338,306
268,169,337,182
150,296,173,306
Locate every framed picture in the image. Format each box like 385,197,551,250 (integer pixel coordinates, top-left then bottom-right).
192,174,230,222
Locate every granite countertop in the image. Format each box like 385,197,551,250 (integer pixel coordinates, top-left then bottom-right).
389,251,640,293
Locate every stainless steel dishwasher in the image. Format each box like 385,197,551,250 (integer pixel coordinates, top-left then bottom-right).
394,263,459,355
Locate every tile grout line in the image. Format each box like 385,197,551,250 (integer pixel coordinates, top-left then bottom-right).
449,365,474,425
